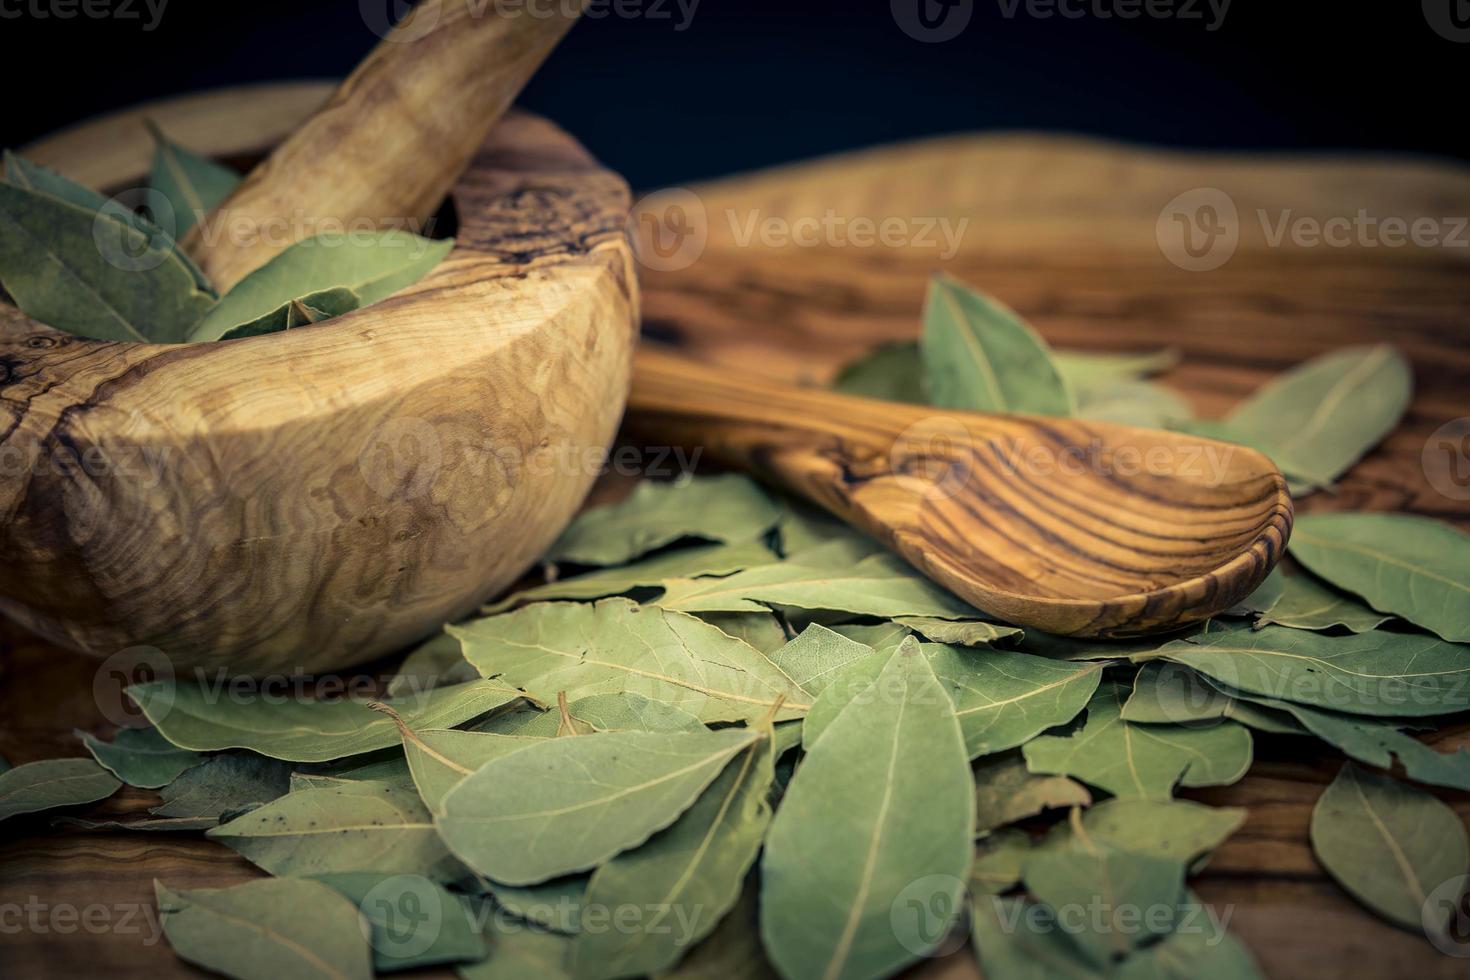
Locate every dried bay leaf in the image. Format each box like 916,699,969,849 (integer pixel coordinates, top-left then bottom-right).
475,692,706,738
1289,512,1470,643
970,896,1103,979
387,632,479,698
1223,345,1412,489
1023,682,1253,800
55,815,218,832
760,642,974,980
971,829,1032,895
973,753,1091,835
478,875,587,934
460,907,575,980
695,611,789,653
217,285,361,341
921,273,1074,415
150,753,292,819
660,878,778,980
1151,624,1470,718
1255,569,1393,633
437,728,759,885
1114,917,1265,980
0,177,215,342
453,599,811,724
547,474,781,567
893,616,1022,647
188,230,453,342
1035,798,1247,867
310,872,486,973
0,758,121,822
77,726,204,789
146,122,241,236
1054,347,1180,388
1310,763,1469,935
567,726,775,979
129,677,523,761
830,340,925,403
392,725,540,813
209,779,461,880
155,877,373,980
1074,379,1193,429
1221,566,1285,618
765,624,878,697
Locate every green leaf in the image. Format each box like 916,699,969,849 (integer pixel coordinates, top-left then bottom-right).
660,878,778,980
156,877,373,980
208,780,461,880
478,875,587,934
970,896,1104,980
547,475,781,566
567,730,775,979
1310,763,1469,935
150,753,292,819
452,599,811,724
973,753,1091,835
658,552,981,621
77,726,204,789
1035,798,1247,866
437,728,758,885
696,611,790,653
1255,570,1393,633
476,693,706,739
0,758,121,822
1152,624,1470,717
460,906,574,980
393,726,540,813
0,178,216,342
1074,379,1193,429
1224,345,1412,488
310,872,486,973
1222,567,1286,618
1289,512,1470,642
1114,914,1265,980
893,616,1022,647
386,633,479,698
1123,661,1234,726
216,285,361,341
970,829,1032,895
920,273,1074,415
54,815,218,832
188,230,453,341
1023,682,1253,800
765,624,879,697
146,121,241,236
484,541,775,614
1054,347,1180,388
128,678,523,761
830,340,925,403
760,640,974,980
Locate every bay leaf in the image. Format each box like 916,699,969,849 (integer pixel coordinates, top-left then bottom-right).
1122,662,1233,726
188,230,454,341
695,611,790,653
920,273,1074,415
310,872,486,973
452,599,811,724
974,752,1091,835
216,285,361,341
1310,763,1470,934
1221,567,1285,618
479,875,587,934
830,340,925,403
1289,512,1470,642
437,728,758,885
0,758,121,822
970,896,1103,979
1151,624,1470,717
567,726,775,979
391,723,540,813
387,633,478,699
483,541,775,614
146,121,241,236
1255,569,1393,633
1074,379,1193,429
1035,798,1247,866
155,877,373,980
1114,914,1265,980
460,907,574,980
1022,818,1188,966
295,751,415,789
971,829,1032,895
128,678,523,761
660,878,778,980
77,726,204,789
760,641,974,980
1054,347,1180,388
210,779,461,880
830,621,913,653
765,624,879,697
1224,345,1412,488
150,753,292,819
658,552,981,621
55,815,217,832
476,692,706,738
773,505,872,558
893,616,1022,647
0,177,216,342
1023,682,1253,800
547,474,780,567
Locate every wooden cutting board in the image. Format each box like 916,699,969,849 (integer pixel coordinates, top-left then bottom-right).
3,92,1470,977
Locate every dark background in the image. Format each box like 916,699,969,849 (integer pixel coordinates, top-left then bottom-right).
1,1,1464,189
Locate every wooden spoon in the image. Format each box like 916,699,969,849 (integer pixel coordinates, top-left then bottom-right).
628,346,1292,637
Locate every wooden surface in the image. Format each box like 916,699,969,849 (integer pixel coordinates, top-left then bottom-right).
629,346,1290,637
1,92,637,675
4,90,1470,977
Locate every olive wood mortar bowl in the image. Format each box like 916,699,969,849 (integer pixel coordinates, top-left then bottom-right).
0,84,637,675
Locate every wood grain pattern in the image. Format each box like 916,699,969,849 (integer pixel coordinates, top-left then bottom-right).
629,346,1290,636
183,0,585,291
1,97,637,676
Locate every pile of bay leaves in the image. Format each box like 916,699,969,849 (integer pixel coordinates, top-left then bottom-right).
0,126,450,343
2,273,1469,980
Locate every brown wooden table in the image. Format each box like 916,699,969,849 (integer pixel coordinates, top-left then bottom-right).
4,89,1470,978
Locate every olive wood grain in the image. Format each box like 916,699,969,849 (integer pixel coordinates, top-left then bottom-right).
629,345,1291,637
1,100,637,676
183,0,586,291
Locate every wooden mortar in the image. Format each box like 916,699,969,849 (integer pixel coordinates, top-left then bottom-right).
0,85,637,675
